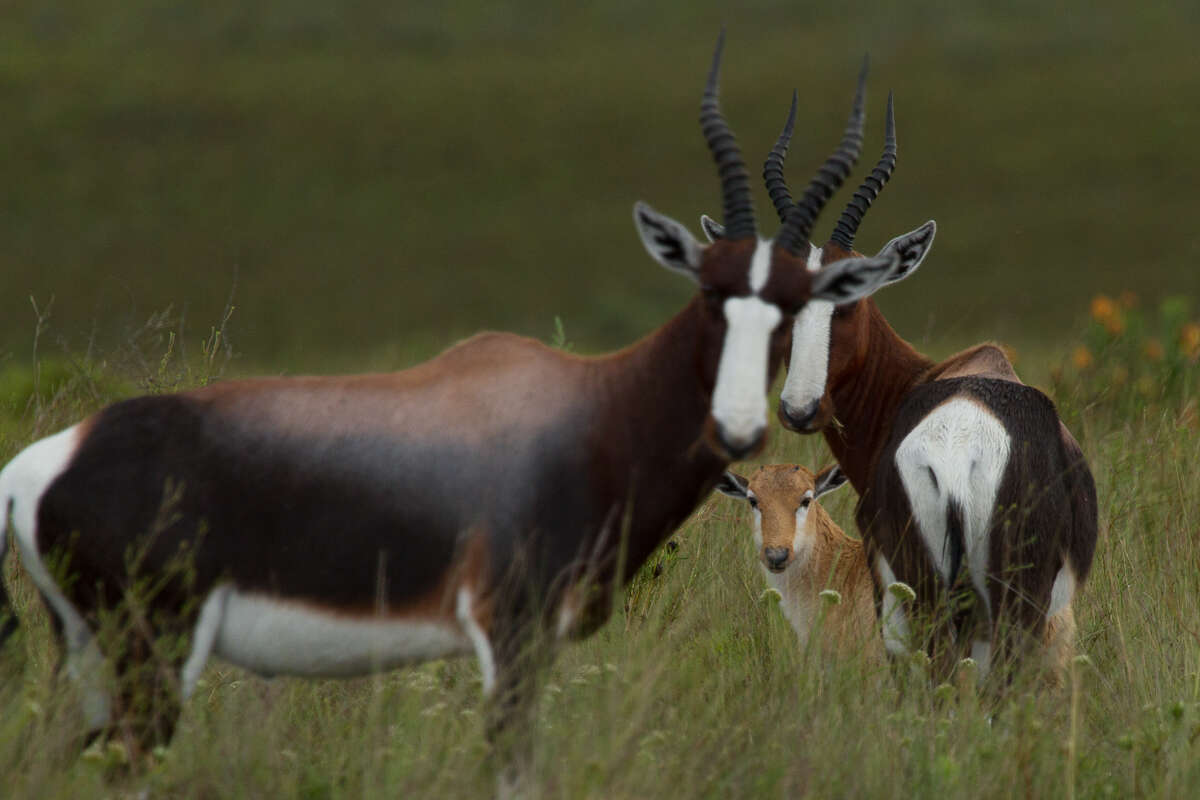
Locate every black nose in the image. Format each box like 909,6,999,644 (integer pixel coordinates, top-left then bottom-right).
778,398,819,432
764,547,790,571
715,425,766,461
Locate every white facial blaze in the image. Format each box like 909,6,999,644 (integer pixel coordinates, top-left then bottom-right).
712,295,782,448
781,301,834,415
791,491,814,563
781,245,833,415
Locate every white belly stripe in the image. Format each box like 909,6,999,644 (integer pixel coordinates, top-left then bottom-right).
212,592,472,678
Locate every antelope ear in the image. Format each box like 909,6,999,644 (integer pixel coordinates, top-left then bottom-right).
809,250,900,304
813,464,849,499
876,220,936,286
633,202,705,280
699,214,726,243
715,471,750,499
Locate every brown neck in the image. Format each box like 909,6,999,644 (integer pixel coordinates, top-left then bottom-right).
590,296,733,581
822,301,932,493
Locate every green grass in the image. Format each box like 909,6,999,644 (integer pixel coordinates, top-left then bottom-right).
0,320,1198,798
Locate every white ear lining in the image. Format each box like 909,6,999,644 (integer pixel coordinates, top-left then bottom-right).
633,201,704,278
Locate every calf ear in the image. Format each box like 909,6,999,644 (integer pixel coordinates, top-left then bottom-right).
715,471,750,499
699,214,726,243
813,464,849,499
633,202,705,280
876,220,936,287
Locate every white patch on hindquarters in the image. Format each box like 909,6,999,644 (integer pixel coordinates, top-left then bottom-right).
894,397,1011,618
457,587,496,695
0,425,111,730
876,555,911,657
211,592,472,678
711,295,782,449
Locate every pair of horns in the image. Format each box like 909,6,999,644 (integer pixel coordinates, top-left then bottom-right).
701,36,895,253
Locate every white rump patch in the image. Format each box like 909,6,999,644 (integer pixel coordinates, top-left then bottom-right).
0,425,111,730
876,555,911,656
895,398,1010,618
711,296,782,449
212,592,472,678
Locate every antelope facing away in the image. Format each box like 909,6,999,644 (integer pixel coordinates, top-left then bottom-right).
0,34,911,792
717,463,882,662
715,79,1098,685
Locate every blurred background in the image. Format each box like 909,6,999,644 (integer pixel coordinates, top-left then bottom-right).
2,0,1197,377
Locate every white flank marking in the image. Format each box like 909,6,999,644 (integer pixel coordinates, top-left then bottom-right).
1048,564,1076,618
457,587,497,695
748,239,773,292
894,398,1011,618
711,296,782,449
876,554,911,656
0,425,111,730
212,592,472,678
181,586,230,700
780,300,834,416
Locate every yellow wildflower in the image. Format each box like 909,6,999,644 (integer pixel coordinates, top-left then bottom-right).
1181,322,1200,361
1118,290,1138,308
1144,338,1164,362
1091,294,1124,335
1071,346,1094,370
1090,294,1117,323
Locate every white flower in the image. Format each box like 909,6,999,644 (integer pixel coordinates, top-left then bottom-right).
887,582,916,602
819,589,843,606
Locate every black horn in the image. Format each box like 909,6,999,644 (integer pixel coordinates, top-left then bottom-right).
774,57,868,255
830,91,897,252
700,31,756,241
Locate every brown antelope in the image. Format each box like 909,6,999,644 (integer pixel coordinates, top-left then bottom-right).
708,86,1097,685
716,464,882,662
0,34,911,791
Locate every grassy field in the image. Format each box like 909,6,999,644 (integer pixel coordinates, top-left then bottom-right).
2,1,1200,797
0,300,1197,798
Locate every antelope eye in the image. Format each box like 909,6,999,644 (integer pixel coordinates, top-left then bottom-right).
748,496,759,509
800,497,811,509
832,304,853,319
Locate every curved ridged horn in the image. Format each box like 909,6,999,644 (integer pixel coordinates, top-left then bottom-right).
775,57,869,255
763,90,799,223
830,91,896,251
701,31,756,241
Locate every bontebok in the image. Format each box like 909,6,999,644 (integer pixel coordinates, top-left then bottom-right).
0,33,910,791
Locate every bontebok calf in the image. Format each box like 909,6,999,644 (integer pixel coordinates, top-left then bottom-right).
0,33,911,791
717,464,881,661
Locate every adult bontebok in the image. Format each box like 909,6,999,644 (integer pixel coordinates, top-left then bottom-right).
717,463,882,661
0,34,906,790
738,85,1096,684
